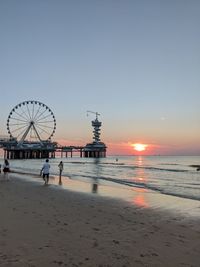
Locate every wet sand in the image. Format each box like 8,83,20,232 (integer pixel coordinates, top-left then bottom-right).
0,173,200,266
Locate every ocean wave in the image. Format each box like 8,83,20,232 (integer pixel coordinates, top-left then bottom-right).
121,165,189,173
58,161,190,173
67,174,200,201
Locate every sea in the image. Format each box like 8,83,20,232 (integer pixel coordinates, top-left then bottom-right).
4,155,200,202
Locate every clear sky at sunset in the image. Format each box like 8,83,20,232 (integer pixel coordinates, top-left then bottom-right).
0,0,200,155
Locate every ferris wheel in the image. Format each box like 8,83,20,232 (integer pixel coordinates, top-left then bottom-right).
7,100,56,143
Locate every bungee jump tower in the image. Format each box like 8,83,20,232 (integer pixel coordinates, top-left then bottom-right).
83,111,107,158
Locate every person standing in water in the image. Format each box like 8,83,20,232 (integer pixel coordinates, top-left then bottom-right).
58,161,64,185
41,159,50,185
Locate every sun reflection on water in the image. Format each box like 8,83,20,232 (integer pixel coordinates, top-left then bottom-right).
131,156,149,208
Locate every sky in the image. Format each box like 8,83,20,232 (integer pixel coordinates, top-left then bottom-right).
0,0,200,155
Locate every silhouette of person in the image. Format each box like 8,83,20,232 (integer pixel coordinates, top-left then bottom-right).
58,161,64,185
3,159,10,180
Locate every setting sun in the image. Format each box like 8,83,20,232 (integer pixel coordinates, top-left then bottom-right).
132,143,147,152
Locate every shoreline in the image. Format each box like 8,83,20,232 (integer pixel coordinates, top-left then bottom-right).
8,170,200,219
0,173,200,266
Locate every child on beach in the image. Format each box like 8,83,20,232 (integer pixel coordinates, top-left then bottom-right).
58,161,63,185
41,159,50,185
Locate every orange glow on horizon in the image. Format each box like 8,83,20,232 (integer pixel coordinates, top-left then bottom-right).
55,139,169,156
132,143,147,152
56,140,193,156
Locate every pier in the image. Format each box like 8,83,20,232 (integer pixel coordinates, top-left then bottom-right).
0,101,107,159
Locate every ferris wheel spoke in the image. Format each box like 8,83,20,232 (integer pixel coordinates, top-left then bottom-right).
32,128,37,140
34,108,49,122
25,103,32,120
13,127,30,138
17,106,30,120
19,106,31,120
35,124,54,130
12,125,28,133
16,126,31,140
35,126,50,135
30,126,38,141
29,127,33,140
9,122,29,127
31,102,35,120
37,129,46,140
36,124,51,135
35,122,55,129
36,120,55,124
33,104,43,121
9,117,29,123
35,129,47,141
12,110,30,121
35,122,54,129
35,114,53,122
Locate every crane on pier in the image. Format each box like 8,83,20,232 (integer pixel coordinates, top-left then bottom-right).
86,110,100,120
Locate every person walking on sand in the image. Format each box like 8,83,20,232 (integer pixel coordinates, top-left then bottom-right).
3,159,10,180
58,161,63,185
41,159,50,185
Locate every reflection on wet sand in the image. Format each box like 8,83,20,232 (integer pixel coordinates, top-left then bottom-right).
131,156,149,207
91,158,101,194
132,188,149,208
92,183,98,193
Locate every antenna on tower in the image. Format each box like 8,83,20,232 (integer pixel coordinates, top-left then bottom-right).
86,110,100,120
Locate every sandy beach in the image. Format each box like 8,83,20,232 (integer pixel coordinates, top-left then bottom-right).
0,173,200,267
